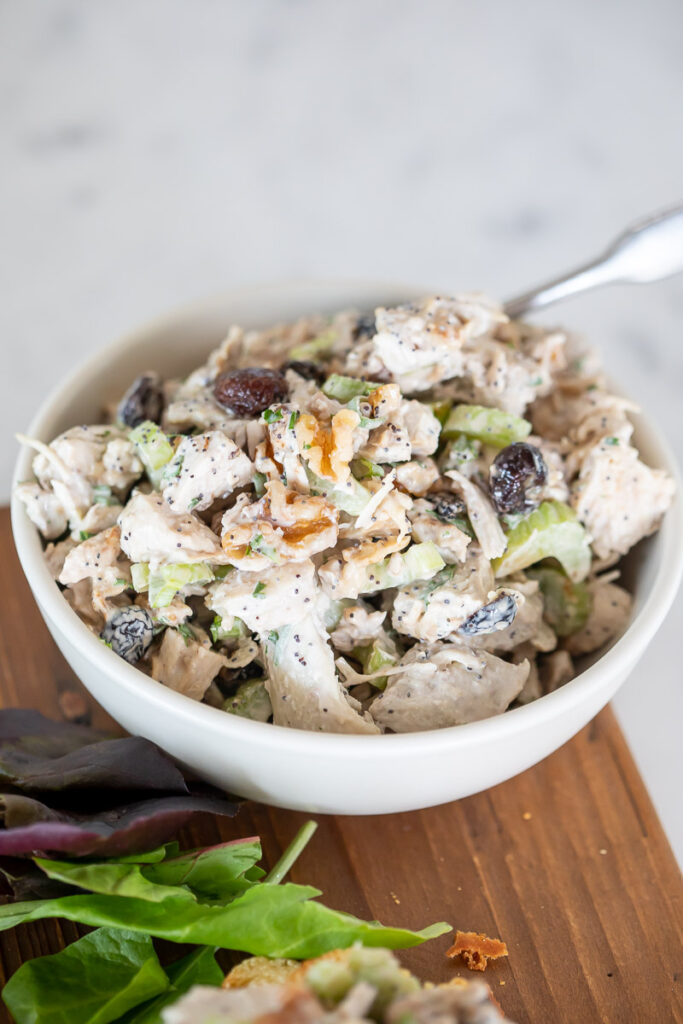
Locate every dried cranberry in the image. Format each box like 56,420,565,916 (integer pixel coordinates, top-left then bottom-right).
489,442,547,515
353,311,376,340
458,593,518,637
117,373,164,427
101,607,154,664
431,492,468,523
280,359,326,384
213,367,289,417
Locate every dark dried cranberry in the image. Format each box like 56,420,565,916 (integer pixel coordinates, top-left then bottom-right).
353,311,377,340
431,492,468,523
101,607,154,664
489,442,547,515
229,662,263,685
280,359,326,384
213,367,289,417
458,593,517,637
117,373,164,427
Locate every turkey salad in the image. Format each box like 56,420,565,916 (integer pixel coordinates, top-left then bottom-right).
16,295,675,734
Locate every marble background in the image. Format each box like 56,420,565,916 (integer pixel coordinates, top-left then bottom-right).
2,1,681,858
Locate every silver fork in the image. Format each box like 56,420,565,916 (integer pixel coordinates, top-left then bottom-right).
504,204,683,320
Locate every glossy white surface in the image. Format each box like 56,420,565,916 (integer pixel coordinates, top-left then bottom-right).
11,283,683,816
1,0,681,849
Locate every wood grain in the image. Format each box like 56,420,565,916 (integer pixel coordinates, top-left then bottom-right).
0,505,681,1023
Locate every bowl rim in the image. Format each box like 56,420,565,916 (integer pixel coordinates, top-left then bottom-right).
11,278,683,756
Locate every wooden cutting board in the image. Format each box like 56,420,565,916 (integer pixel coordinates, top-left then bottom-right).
0,506,681,1024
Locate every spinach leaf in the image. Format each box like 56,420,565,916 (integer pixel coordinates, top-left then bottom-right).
143,838,263,901
0,881,449,958
1,928,169,1024
33,857,192,905
118,947,222,1024
31,838,263,905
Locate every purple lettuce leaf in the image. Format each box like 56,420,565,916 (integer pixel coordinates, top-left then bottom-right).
0,709,240,865
0,708,107,749
0,857,79,900
0,709,188,799
0,790,238,859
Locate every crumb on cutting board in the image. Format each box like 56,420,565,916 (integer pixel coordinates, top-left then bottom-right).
446,930,509,971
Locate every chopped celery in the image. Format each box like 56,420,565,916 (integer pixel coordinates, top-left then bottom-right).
129,421,175,487
320,597,355,630
427,400,452,426
223,679,272,722
305,946,419,1013
357,542,445,595
130,562,150,592
322,374,379,403
253,472,267,497
492,501,591,582
526,567,593,637
442,405,531,448
351,457,384,480
346,395,383,428
210,614,247,644
306,467,371,516
147,562,214,608
352,638,397,690
289,328,336,361
92,484,118,506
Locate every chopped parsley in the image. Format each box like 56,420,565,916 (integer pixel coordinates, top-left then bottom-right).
78,531,91,541
177,623,195,645
288,410,299,430
252,581,267,598
188,496,201,510
164,455,184,480
113,577,129,588
249,533,280,562
263,408,283,424
604,436,620,446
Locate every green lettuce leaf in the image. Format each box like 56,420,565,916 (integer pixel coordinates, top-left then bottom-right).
117,947,223,1024
1,928,169,1024
0,881,449,959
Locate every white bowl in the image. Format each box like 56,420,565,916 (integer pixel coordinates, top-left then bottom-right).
11,281,683,815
